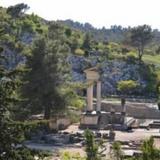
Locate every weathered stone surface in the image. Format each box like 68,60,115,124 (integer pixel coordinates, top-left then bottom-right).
42,134,70,144
69,54,150,96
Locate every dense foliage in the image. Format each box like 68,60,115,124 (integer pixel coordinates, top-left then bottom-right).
0,32,48,159
1,3,160,158
1,3,160,115
117,80,138,95
130,25,153,62
22,22,70,119
0,1,160,112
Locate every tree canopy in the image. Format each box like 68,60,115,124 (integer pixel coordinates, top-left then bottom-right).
117,80,138,95
22,22,70,119
130,25,153,62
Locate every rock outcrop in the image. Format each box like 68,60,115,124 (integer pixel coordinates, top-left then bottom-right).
69,54,152,96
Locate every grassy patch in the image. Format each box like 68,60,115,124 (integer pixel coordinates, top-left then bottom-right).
143,55,160,83
143,55,160,65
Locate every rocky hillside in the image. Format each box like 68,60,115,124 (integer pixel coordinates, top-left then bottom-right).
69,54,157,97
0,4,159,98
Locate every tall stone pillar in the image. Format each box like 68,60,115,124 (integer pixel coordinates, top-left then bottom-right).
87,82,93,112
121,98,126,114
96,81,101,112
122,105,126,113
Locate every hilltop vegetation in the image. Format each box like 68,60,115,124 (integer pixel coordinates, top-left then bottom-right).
1,3,160,99
59,19,160,44
0,3,160,119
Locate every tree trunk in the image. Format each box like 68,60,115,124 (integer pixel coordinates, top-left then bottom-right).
121,97,126,108
138,48,142,64
44,105,51,119
138,46,144,64
139,53,142,62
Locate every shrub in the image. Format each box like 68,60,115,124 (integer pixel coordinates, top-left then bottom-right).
139,64,157,95
23,120,50,139
67,110,80,123
108,42,121,54
84,129,99,160
112,141,123,160
126,51,137,63
75,48,85,56
60,151,85,160
121,47,130,54
70,98,85,109
117,80,138,94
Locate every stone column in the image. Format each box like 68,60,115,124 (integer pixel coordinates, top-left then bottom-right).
122,105,126,113
96,81,101,112
87,82,93,112
121,98,126,115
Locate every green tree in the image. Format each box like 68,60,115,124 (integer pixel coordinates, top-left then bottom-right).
82,33,92,55
22,23,70,119
111,141,123,160
117,80,138,94
117,80,138,107
65,28,72,37
84,129,99,160
84,129,105,160
141,137,160,160
0,45,41,160
7,3,29,18
130,25,153,63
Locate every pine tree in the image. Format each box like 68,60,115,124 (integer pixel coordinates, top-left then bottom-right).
22,22,70,119
0,27,47,160
82,33,92,55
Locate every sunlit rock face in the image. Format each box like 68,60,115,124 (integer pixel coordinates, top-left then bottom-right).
69,54,152,96
2,28,155,97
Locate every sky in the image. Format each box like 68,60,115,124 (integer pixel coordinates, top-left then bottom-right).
0,0,160,29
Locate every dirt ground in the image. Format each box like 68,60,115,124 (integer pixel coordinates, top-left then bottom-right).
27,124,160,159
64,124,160,141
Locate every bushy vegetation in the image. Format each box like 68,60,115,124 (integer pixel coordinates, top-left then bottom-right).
117,80,138,95
1,2,160,159
0,29,49,159
61,151,85,160
83,132,160,160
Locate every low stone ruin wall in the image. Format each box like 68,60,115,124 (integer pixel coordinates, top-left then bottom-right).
49,118,71,130
101,102,160,119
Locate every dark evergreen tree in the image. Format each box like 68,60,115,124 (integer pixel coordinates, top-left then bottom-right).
7,3,29,18
82,33,92,55
22,22,70,119
0,27,48,160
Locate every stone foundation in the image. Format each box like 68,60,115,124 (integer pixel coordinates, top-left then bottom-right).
80,111,133,130
80,67,133,130
80,112,99,129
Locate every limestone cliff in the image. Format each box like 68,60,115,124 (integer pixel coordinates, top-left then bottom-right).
69,54,156,97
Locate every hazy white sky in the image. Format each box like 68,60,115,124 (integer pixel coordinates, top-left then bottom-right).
0,0,160,29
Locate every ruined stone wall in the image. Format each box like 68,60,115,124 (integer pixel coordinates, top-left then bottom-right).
101,102,160,119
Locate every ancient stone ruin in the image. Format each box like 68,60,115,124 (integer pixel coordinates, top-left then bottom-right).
80,67,135,130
